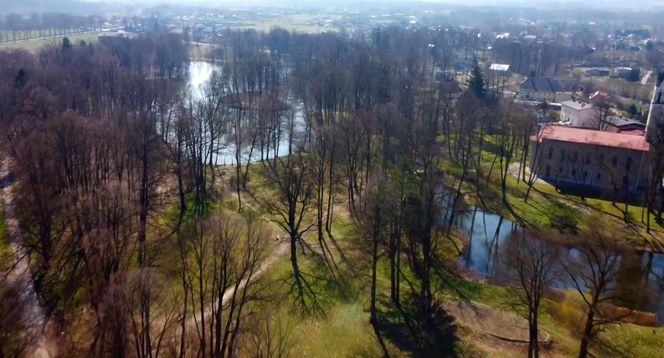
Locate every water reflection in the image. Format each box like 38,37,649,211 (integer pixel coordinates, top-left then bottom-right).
451,205,664,323
184,61,306,165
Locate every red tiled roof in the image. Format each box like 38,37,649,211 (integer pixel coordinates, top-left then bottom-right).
618,129,646,136
531,125,651,152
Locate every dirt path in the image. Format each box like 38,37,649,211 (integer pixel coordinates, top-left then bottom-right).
1,157,58,357
179,194,290,335
443,300,550,344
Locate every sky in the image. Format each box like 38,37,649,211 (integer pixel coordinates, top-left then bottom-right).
2,0,662,14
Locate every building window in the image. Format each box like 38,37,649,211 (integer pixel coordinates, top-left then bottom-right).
560,149,566,162
585,153,591,165
573,151,579,163
547,147,553,160
596,173,601,181
599,154,604,163
583,171,588,179
623,176,629,187
612,156,618,167
626,157,632,170
572,169,576,177
545,165,551,177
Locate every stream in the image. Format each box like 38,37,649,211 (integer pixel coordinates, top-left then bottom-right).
452,205,664,324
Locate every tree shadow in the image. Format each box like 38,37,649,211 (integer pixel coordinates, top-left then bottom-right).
374,295,459,358
283,254,359,318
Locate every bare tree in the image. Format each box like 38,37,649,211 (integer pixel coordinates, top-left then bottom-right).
179,213,267,357
563,231,625,358
505,232,559,358
261,109,315,310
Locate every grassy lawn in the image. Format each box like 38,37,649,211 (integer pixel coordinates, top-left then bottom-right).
0,201,8,272
442,140,664,250
152,158,664,357
224,14,341,33
224,158,664,357
0,33,99,50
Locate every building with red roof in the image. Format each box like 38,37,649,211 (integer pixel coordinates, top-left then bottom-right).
530,125,651,193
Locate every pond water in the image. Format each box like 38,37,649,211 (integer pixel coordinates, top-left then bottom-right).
187,61,664,323
185,61,306,166
451,205,664,324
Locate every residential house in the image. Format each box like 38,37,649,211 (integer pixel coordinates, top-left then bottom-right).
560,100,596,128
519,77,570,103
604,116,646,134
584,67,611,77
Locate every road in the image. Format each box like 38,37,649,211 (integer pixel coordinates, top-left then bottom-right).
1,157,57,357
642,70,653,85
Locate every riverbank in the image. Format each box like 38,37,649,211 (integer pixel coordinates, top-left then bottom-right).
222,162,664,357
442,154,664,252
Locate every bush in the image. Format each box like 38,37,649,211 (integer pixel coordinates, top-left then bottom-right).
550,213,578,234
547,293,585,334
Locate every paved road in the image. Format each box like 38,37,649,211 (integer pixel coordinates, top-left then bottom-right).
642,70,653,85
1,157,56,358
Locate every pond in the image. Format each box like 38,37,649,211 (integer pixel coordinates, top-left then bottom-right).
451,205,664,324
185,61,306,166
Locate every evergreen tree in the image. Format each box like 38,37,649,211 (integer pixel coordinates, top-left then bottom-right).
628,103,640,119
62,37,72,49
467,62,486,100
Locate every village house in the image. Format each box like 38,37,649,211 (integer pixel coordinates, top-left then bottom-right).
560,100,596,128
604,116,646,135
584,67,611,77
519,77,570,103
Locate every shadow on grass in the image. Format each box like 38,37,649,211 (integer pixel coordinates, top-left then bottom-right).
281,251,361,318
374,296,459,358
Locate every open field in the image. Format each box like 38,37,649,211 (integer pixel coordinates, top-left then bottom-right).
0,33,99,50
221,14,342,33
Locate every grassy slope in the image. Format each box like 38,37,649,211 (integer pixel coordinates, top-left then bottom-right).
0,201,8,272
236,158,664,357
444,137,664,249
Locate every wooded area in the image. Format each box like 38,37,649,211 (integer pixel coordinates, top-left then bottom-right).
0,26,663,357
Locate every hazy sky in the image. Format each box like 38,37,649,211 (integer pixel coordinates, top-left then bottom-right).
3,0,663,14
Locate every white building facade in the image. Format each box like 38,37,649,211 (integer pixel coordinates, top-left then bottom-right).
560,100,596,128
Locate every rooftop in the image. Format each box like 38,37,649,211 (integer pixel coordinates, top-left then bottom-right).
606,115,645,128
532,125,651,152
490,63,510,72
520,77,562,93
561,100,594,111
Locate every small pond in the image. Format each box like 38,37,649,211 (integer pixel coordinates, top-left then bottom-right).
451,205,664,324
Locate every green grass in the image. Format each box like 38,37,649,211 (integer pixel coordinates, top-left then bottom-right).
602,324,664,357
197,159,664,357
0,33,99,50
224,14,341,33
0,203,9,272
443,145,664,248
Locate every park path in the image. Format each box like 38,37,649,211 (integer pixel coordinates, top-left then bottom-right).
642,70,653,85
1,157,57,358
177,192,290,339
